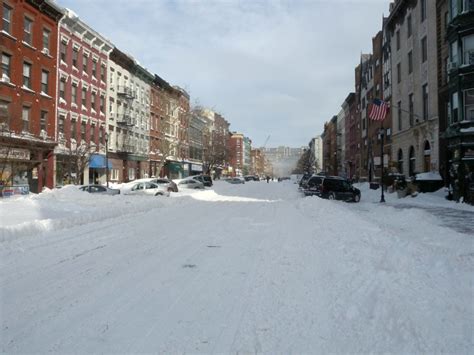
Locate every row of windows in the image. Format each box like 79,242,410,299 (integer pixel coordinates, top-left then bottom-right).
2,3,52,53
395,0,427,51
395,37,427,83
449,89,474,124
397,141,431,176
1,53,53,94
58,116,105,144
396,84,429,130
0,99,49,134
58,77,105,113
60,41,106,81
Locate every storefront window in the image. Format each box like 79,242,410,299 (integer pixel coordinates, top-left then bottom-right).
464,89,474,121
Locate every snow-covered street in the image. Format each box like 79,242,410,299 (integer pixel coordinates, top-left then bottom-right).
1,181,473,353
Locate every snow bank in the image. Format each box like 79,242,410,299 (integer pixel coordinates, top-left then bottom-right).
415,171,443,181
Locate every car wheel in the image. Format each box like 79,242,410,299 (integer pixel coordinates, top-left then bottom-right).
354,194,360,203
328,193,336,200
155,192,163,196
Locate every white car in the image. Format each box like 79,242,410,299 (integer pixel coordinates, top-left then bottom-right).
125,182,170,196
174,178,205,189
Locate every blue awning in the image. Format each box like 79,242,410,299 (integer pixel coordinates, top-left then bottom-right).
89,154,113,169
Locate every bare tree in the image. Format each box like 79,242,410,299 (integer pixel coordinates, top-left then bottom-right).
292,149,312,174
202,135,230,176
57,140,96,185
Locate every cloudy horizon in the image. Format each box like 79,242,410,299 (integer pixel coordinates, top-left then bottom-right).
55,0,390,147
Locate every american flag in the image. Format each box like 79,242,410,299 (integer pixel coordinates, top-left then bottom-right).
369,99,389,121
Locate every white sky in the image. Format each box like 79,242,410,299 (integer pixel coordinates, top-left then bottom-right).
56,0,390,147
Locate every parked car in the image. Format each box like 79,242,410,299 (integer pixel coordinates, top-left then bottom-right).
125,182,170,196
148,178,179,192
226,177,245,184
79,184,120,195
306,176,360,202
174,178,205,189
191,174,213,187
302,176,324,196
244,175,259,181
298,173,313,189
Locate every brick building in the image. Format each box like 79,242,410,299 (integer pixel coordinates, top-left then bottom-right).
1,0,62,193
54,8,112,185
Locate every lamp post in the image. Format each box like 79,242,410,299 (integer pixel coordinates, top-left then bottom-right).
379,127,385,203
105,132,109,188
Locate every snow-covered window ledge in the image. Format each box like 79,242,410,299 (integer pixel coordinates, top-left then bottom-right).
0,76,15,87
71,103,78,109
40,92,53,99
59,97,67,105
60,60,68,68
21,85,35,94
83,72,89,78
82,105,88,112
21,41,36,51
72,66,79,73
99,111,105,117
1,30,16,41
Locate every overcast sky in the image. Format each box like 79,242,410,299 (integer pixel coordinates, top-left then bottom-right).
56,0,390,147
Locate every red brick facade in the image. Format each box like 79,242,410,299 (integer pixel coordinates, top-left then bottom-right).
0,0,62,193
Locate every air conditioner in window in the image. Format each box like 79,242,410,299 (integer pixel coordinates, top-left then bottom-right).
42,48,50,56
447,61,458,72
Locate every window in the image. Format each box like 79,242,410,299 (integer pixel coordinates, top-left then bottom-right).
41,70,49,94
83,54,88,73
72,83,78,104
464,89,474,121
421,37,427,63
409,146,416,177
396,30,400,51
82,87,87,106
421,0,426,22
408,51,413,74
398,101,402,130
42,28,50,52
452,92,459,123
0,100,9,127
71,119,77,140
90,124,95,144
463,34,474,65
409,93,414,126
22,106,30,132
23,17,33,45
2,3,12,33
422,84,428,120
397,63,401,83
72,48,78,68
23,62,32,88
59,78,66,99
91,92,96,110
407,14,412,38
81,122,86,141
451,0,459,20
450,40,459,65
92,60,97,78
59,115,65,134
100,65,105,82
100,95,105,113
40,110,47,131
397,149,404,174
1,53,11,80
60,42,67,62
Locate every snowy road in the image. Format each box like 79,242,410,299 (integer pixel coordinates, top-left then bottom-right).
1,182,473,353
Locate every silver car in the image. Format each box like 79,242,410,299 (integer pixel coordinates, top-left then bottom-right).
79,185,120,195
126,182,170,196
174,178,205,189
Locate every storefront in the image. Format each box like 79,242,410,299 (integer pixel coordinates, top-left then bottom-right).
88,154,112,184
0,143,55,195
163,160,183,179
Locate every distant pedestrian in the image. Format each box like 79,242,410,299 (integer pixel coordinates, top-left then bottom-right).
266,175,270,183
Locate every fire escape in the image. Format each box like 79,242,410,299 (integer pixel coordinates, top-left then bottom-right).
116,85,136,153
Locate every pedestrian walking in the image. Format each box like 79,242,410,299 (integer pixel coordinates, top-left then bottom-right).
266,175,270,183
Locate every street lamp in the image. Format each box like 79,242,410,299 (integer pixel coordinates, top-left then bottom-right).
379,127,385,203
105,132,109,188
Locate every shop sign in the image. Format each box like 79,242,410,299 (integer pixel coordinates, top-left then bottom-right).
0,147,30,160
191,164,203,172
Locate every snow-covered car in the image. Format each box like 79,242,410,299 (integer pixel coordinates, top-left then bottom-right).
174,178,205,189
79,185,120,195
191,174,213,187
125,182,170,196
226,177,245,184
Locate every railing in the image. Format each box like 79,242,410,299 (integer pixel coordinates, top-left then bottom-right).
117,86,135,99
116,114,135,126
117,144,135,153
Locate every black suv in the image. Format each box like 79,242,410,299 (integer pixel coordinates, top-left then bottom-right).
192,174,213,187
303,176,360,202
